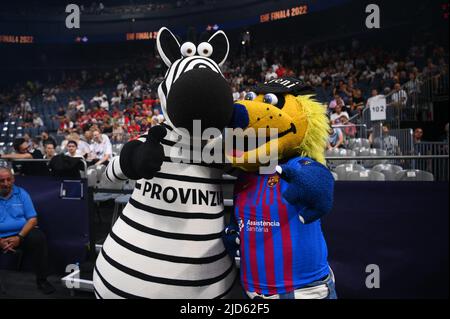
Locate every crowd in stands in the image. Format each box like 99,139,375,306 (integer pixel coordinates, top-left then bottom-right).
0,36,448,168
225,39,448,152
225,39,448,116
1,87,166,175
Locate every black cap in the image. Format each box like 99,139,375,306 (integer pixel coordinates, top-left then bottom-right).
254,77,314,96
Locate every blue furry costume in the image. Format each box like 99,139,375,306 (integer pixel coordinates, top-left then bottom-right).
225,78,335,298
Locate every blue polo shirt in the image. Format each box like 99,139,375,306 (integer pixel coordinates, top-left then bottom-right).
0,186,37,238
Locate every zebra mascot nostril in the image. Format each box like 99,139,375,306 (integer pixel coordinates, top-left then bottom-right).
93,27,237,299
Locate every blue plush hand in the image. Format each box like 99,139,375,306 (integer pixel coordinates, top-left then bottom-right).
278,158,334,224
277,162,303,205
223,225,240,258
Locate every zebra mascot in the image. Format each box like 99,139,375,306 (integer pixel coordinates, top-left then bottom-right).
93,27,237,298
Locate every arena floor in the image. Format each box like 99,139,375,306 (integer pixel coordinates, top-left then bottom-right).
0,270,93,299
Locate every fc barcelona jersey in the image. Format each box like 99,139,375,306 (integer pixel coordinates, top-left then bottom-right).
234,166,330,295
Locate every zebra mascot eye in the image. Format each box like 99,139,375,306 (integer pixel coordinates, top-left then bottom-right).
197,42,213,57
180,42,197,57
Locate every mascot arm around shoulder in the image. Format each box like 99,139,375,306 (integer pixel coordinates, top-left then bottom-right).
278,157,334,224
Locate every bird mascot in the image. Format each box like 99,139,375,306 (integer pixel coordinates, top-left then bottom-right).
225,77,336,299
93,27,237,299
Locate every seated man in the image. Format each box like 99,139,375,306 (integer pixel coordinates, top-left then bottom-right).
390,83,408,108
43,141,57,160
89,128,112,167
369,124,401,156
0,138,45,176
40,131,57,151
0,167,55,294
65,141,84,158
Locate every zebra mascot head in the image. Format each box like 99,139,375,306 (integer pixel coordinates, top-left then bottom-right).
157,27,234,136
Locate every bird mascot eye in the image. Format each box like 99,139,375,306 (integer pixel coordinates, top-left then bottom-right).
180,42,197,57
197,42,213,57
263,93,278,105
245,92,257,101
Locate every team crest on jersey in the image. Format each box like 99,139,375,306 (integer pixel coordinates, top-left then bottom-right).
267,174,280,188
299,159,312,165
238,219,244,232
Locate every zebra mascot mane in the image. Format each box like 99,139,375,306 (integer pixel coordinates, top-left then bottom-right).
93,27,237,299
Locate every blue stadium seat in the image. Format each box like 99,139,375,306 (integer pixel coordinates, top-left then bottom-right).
52,119,60,131
38,126,47,134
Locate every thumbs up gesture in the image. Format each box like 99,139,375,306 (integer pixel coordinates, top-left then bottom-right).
119,125,167,180
134,125,167,179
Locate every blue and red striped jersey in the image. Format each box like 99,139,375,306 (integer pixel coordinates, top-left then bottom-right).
234,157,331,295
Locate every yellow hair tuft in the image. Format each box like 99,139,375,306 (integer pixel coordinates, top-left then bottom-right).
294,95,329,165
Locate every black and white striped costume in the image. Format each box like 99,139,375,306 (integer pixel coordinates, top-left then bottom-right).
157,55,223,121
93,27,237,299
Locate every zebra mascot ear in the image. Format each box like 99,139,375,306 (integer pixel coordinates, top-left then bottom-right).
157,27,181,67
206,30,230,66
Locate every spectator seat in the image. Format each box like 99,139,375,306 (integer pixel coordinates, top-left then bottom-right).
348,138,370,150
346,170,386,181
372,164,403,181
395,170,434,181
333,163,365,180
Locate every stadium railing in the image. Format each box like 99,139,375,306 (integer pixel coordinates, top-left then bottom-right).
2,158,88,176
354,121,414,157
421,71,449,103
3,153,448,182
412,142,449,181
325,154,449,181
360,73,449,130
